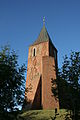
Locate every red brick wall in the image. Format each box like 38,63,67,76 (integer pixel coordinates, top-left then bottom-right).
25,42,49,108
25,41,59,110
31,76,42,109
42,56,59,109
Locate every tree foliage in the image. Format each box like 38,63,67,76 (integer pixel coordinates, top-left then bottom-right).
58,51,80,109
52,51,80,110
0,45,26,113
61,52,80,90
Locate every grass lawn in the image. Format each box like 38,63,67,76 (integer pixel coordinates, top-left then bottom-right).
17,109,72,120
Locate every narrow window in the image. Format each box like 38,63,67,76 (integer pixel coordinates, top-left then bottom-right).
33,48,36,56
54,50,56,61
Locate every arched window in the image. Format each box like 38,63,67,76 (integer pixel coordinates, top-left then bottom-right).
32,47,37,57
33,48,36,56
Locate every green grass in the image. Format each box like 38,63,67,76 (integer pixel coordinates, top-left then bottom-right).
17,109,72,120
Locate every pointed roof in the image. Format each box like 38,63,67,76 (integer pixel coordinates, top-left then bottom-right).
31,25,57,51
32,25,51,45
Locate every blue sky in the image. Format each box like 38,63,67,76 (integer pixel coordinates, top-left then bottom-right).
0,0,80,78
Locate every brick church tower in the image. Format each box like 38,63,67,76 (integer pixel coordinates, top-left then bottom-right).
25,24,59,110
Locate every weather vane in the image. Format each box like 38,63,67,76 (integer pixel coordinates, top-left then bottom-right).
43,16,45,25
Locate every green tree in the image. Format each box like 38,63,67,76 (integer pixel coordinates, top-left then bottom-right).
61,52,80,91
52,51,80,110
59,51,80,119
0,45,26,113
